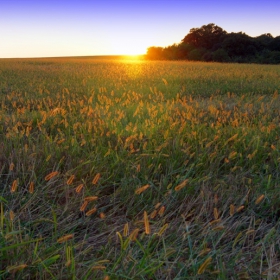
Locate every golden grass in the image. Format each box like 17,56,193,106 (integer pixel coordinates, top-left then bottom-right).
1,58,280,278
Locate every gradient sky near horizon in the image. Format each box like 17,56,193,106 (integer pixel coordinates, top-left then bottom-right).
1,0,280,58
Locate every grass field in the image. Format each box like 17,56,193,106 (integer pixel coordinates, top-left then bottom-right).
1,57,280,279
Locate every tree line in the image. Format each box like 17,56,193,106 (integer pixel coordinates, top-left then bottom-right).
146,23,280,64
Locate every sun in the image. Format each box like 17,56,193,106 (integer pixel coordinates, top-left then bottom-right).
115,46,145,56
108,40,147,56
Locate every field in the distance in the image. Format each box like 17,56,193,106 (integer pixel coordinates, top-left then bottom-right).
1,57,280,279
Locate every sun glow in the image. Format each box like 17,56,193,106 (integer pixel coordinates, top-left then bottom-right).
108,40,147,56
114,47,145,56
122,55,144,62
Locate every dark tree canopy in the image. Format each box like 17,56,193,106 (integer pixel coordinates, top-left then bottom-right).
182,23,227,50
146,23,280,64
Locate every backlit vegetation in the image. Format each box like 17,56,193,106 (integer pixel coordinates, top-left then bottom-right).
0,57,280,279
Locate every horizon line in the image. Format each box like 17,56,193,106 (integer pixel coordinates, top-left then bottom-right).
0,54,146,59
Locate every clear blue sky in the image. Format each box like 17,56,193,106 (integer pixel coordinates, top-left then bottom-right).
1,0,280,58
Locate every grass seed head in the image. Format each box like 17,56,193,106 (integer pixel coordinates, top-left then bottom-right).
86,207,97,216
255,194,265,205
144,211,150,234
45,171,59,181
28,181,34,194
80,201,88,212
135,184,150,195
9,163,15,171
57,234,74,243
230,204,235,216
11,179,18,193
158,206,165,217
129,228,139,241
100,212,106,219
75,184,84,193
7,264,28,273
174,179,188,191
66,175,75,185
213,207,219,219
236,205,245,212
92,173,101,185
197,257,212,275
123,222,129,237
92,265,106,270
84,196,98,202
150,210,158,219
157,223,169,236
9,210,15,221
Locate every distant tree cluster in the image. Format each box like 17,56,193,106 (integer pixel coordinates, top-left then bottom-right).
146,23,280,64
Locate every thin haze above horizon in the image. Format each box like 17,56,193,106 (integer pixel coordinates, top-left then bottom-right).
1,0,280,58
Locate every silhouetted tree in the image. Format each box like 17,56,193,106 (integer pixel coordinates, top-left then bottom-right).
255,33,274,51
269,36,280,51
222,32,256,59
188,48,207,61
182,23,227,50
212,49,230,62
162,44,180,60
145,23,280,64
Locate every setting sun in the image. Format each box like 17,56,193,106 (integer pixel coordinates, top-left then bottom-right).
107,40,147,56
